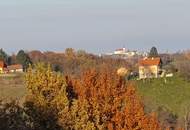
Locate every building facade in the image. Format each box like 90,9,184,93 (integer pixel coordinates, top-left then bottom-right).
139,57,161,79
0,61,23,74
7,64,24,73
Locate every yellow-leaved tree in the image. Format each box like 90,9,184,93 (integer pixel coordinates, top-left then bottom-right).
24,63,96,130
25,63,69,130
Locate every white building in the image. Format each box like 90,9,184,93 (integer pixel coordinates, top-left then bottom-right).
114,48,138,57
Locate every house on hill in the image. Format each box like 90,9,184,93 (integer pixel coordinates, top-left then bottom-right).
0,61,23,74
7,64,23,73
0,61,7,73
139,57,162,79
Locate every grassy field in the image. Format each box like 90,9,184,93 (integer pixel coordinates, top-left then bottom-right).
135,76,190,118
0,74,26,101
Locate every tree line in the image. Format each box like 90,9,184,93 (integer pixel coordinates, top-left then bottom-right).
0,49,32,70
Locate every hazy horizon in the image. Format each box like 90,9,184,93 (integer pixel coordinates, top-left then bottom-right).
0,0,190,54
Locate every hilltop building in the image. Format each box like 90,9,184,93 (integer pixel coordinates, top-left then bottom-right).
114,48,126,55
113,48,138,57
100,47,148,59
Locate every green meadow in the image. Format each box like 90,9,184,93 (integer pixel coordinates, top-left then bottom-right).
136,76,190,118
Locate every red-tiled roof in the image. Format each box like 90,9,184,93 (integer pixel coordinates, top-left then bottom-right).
116,49,124,51
115,48,126,51
7,64,23,70
139,57,161,66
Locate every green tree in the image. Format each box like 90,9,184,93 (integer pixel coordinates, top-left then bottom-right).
149,46,159,58
7,54,17,65
7,56,13,65
0,48,8,63
52,64,62,72
16,50,32,70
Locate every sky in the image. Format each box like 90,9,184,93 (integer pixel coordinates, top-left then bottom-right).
0,0,190,54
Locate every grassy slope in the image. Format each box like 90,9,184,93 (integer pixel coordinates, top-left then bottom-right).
0,74,26,101
135,76,190,117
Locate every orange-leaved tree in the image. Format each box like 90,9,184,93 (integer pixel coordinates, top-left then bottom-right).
68,66,162,130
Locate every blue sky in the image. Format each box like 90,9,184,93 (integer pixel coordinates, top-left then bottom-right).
0,0,190,54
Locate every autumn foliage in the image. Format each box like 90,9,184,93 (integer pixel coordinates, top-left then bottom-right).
22,63,164,130
69,67,162,130
1,63,180,130
27,49,132,76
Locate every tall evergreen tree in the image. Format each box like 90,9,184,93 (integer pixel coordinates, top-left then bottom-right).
0,48,8,63
149,46,159,58
16,50,32,70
